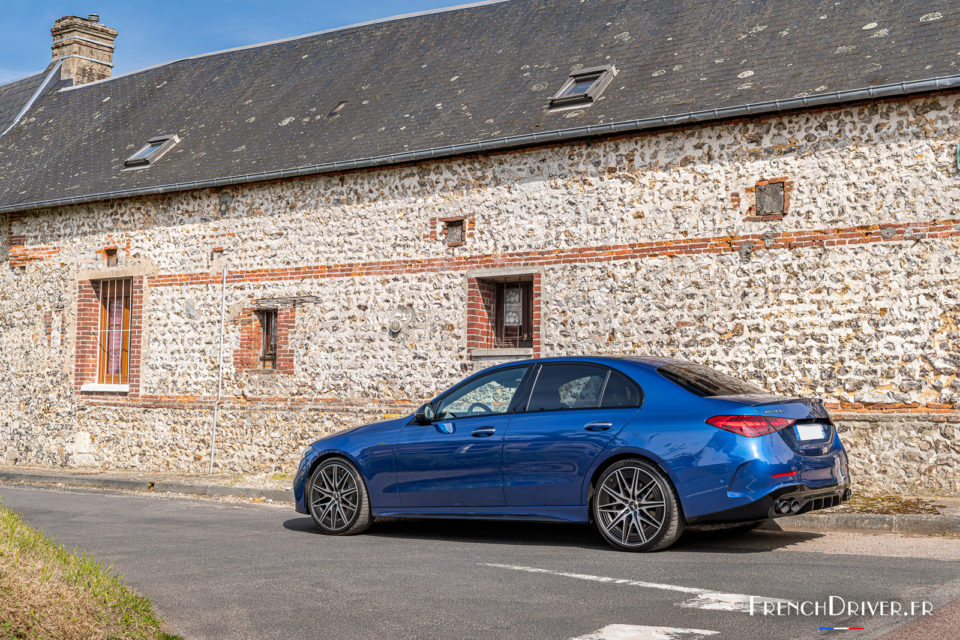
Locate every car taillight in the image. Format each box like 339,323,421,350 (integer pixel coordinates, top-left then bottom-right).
705,415,796,437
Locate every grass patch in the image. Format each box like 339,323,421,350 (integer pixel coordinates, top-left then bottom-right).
0,505,181,640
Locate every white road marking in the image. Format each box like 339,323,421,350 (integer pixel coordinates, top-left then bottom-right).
569,624,719,640
480,563,789,613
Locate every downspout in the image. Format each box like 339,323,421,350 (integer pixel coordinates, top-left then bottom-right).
209,264,227,474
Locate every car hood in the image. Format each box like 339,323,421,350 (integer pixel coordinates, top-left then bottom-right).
310,414,410,447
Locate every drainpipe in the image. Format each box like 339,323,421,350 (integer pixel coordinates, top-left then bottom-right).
209,264,227,474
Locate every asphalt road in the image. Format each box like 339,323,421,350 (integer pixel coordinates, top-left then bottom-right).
2,484,958,640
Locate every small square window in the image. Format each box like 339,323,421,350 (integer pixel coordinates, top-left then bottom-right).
445,219,465,246
550,65,617,108
104,248,118,267
756,182,785,215
124,134,179,168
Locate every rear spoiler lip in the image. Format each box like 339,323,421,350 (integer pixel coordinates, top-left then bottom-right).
709,395,825,408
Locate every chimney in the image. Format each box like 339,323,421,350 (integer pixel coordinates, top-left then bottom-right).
51,14,118,86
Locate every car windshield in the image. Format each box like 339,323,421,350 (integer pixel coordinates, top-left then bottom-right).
657,363,763,397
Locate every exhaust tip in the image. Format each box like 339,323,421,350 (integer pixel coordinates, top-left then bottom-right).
843,488,852,501
790,499,801,513
775,499,791,514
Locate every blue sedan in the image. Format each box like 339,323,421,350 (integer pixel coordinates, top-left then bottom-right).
293,356,850,551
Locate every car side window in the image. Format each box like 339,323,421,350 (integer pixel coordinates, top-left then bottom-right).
600,370,643,408
435,366,529,420
527,364,607,412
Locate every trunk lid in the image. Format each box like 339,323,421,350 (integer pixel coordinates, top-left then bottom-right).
714,394,836,455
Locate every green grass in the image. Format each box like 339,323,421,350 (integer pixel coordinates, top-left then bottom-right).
0,505,181,640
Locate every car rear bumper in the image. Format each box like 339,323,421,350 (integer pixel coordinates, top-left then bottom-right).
687,481,852,524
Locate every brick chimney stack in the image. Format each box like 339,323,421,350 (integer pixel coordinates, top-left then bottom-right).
51,14,118,86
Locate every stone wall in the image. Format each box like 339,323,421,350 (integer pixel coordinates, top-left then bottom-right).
1,90,959,496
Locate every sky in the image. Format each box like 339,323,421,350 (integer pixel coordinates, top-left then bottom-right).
0,0,468,84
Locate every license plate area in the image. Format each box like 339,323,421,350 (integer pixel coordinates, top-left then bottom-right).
795,423,826,441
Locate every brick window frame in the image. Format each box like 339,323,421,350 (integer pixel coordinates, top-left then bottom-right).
427,215,474,246
235,305,296,374
75,276,144,395
744,177,793,222
466,272,541,359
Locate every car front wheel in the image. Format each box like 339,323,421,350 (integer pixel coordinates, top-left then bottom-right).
592,459,684,551
307,457,372,535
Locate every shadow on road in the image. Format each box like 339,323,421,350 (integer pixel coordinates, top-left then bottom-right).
283,516,608,549
282,516,824,553
673,527,826,553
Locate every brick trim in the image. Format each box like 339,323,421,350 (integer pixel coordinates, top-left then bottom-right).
234,304,296,374
466,273,541,358
147,217,960,288
439,216,473,247
74,276,144,396
744,176,793,221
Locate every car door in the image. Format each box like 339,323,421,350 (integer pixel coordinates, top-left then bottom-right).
395,365,532,507
502,363,642,506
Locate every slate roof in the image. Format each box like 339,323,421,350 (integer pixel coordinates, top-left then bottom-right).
0,71,46,135
1,0,959,213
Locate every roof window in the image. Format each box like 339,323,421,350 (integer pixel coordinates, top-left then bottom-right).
124,134,179,168
549,65,617,108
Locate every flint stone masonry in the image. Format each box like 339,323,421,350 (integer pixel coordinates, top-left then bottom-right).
1,92,960,496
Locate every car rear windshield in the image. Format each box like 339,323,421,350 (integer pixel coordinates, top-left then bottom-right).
657,364,763,397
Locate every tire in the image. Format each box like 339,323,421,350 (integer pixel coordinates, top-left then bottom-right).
591,459,684,552
306,457,372,535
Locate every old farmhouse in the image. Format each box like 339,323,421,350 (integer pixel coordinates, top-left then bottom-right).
0,0,958,495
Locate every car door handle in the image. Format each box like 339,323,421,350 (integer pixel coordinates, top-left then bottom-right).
583,421,613,432
471,427,496,438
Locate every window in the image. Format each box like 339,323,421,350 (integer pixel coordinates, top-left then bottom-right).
435,366,530,419
658,364,763,397
756,182,785,215
96,279,132,385
466,273,541,358
600,370,643,408
526,364,644,412
104,248,118,267
495,280,533,347
528,364,607,411
257,309,277,369
444,219,465,246
124,134,179,168
549,65,617,108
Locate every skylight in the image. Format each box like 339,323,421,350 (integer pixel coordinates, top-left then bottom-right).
124,134,179,168
549,65,617,108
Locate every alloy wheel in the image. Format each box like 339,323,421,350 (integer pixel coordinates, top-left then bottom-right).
595,464,667,547
310,461,360,532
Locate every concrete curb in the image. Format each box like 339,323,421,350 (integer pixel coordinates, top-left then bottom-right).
0,471,292,503
763,512,960,535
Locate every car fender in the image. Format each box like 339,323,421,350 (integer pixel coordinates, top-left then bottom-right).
579,443,687,512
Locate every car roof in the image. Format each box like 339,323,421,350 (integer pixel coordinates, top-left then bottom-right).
481,354,692,372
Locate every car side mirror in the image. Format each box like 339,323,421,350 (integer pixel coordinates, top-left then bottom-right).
413,403,435,425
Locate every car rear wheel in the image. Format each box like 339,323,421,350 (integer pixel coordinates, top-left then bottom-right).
592,459,684,552
307,457,372,535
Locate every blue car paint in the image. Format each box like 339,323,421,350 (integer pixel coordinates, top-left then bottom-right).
503,407,637,506
394,412,512,506
294,356,849,524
